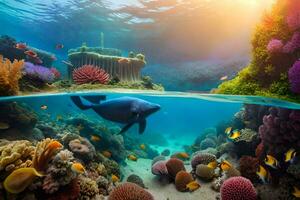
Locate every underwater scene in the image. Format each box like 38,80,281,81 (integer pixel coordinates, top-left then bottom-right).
0,0,300,200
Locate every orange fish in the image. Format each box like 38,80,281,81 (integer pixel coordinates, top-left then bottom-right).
140,144,146,150
102,151,112,158
15,43,27,50
127,154,138,161
118,58,130,64
55,44,64,49
48,140,63,149
40,105,48,110
71,162,85,174
220,160,232,171
111,174,119,183
24,50,37,58
178,152,189,159
186,180,200,192
90,134,101,142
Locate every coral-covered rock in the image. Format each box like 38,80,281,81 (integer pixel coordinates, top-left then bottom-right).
78,176,100,199
151,160,168,176
200,138,216,150
191,152,216,170
174,171,193,192
288,60,300,94
72,65,109,85
108,182,154,200
127,174,146,188
68,138,95,162
166,158,185,180
239,156,259,183
195,164,215,180
220,177,257,200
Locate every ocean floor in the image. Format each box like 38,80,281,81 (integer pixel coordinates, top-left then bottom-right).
123,158,219,200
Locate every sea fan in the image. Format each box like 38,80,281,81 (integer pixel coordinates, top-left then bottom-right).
267,39,284,53
288,60,300,94
24,62,55,83
72,65,109,85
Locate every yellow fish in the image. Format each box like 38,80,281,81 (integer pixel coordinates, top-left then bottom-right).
140,144,146,150
102,151,112,158
220,160,232,171
127,154,138,161
293,186,300,198
40,105,48,110
256,165,268,184
207,161,218,169
90,134,101,142
111,174,120,183
228,130,241,140
264,155,279,169
56,115,63,121
225,127,232,135
186,180,200,192
285,148,297,163
0,122,9,130
71,162,85,174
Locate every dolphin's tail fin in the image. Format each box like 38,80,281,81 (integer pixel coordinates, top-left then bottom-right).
70,96,92,110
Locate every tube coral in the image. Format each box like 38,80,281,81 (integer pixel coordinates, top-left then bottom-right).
72,65,109,85
0,55,24,96
288,60,300,94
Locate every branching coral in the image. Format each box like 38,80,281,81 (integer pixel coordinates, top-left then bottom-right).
108,182,154,200
72,65,109,85
0,55,24,96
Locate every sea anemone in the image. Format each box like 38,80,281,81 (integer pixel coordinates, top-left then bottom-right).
174,171,193,192
165,158,185,180
108,182,154,200
72,65,109,85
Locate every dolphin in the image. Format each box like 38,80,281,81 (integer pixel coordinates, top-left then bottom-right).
70,95,160,134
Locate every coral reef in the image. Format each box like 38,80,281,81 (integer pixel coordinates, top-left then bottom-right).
191,152,216,170
200,138,216,150
72,65,109,85
220,177,257,200
68,138,96,162
267,39,284,53
23,62,55,83
108,182,154,200
165,158,186,180
0,55,24,96
78,176,100,200
174,170,193,192
238,156,260,183
126,174,146,188
195,164,215,180
151,155,166,166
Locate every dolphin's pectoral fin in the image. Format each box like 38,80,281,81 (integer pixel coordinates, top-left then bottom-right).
119,122,135,134
139,119,146,134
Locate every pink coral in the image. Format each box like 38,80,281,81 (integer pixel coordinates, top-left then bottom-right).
220,176,257,200
108,182,154,200
151,161,168,176
50,67,61,79
267,39,284,53
72,65,109,85
286,0,300,31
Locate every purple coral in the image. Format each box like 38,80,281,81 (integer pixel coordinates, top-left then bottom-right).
259,107,300,155
288,60,300,94
267,39,284,53
282,32,300,53
24,62,55,83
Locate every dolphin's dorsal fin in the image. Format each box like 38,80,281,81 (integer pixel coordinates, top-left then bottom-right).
82,95,106,104
139,119,146,134
119,122,135,134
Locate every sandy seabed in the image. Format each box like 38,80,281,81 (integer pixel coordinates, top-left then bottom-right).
122,158,219,200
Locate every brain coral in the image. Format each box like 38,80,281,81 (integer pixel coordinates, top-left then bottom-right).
195,164,215,180
127,174,146,188
191,152,216,170
200,138,216,150
108,182,154,200
166,158,185,180
151,160,168,176
175,170,193,192
72,65,109,85
220,177,257,200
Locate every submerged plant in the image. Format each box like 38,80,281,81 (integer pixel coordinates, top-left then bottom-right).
72,65,110,85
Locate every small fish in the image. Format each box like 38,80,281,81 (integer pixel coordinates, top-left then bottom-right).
102,150,112,158
127,154,138,161
111,174,119,183
71,162,85,174
207,161,218,169
40,105,48,110
220,160,232,171
225,127,232,135
293,186,300,198
90,134,101,142
24,50,37,58
15,43,27,50
256,165,268,184
55,44,64,49
220,75,228,81
285,148,297,163
0,122,10,130
264,155,279,169
177,152,189,159
186,180,200,192
56,115,63,121
140,144,146,150
118,58,130,64
228,130,241,140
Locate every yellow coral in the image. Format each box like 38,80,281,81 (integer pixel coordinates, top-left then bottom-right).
0,55,24,96
0,140,35,172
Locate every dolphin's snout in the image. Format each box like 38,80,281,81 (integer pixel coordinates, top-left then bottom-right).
152,104,161,112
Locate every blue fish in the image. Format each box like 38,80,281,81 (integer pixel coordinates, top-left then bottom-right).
70,95,160,134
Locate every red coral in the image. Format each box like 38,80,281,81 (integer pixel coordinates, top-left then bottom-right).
46,179,80,200
255,142,264,159
72,65,109,85
50,67,61,79
108,182,154,200
166,158,186,180
221,177,257,200
239,156,259,183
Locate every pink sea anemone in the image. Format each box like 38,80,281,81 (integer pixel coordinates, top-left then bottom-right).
72,65,109,85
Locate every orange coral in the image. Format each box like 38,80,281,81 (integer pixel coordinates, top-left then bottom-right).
175,171,194,192
32,138,63,172
166,158,186,180
0,55,24,96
